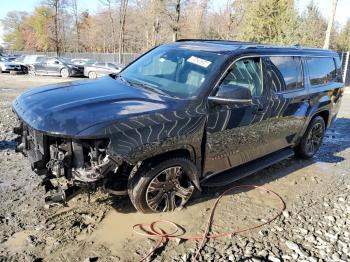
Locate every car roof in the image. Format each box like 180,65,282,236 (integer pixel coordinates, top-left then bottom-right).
170,39,338,57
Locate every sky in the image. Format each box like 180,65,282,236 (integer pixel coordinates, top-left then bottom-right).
0,0,349,46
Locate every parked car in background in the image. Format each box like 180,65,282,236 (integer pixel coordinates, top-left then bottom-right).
0,56,23,73
13,55,29,74
84,62,124,79
29,57,84,78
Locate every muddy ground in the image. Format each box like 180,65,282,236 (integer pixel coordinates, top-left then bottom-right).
0,74,349,262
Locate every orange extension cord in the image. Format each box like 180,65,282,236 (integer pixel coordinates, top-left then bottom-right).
132,185,286,262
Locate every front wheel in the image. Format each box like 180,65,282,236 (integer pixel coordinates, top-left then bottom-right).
60,68,70,78
128,158,197,213
295,116,325,159
88,71,97,79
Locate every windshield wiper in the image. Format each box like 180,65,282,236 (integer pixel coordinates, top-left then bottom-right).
127,79,168,96
115,75,132,86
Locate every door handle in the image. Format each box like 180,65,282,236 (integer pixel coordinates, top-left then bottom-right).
301,98,310,103
253,106,265,115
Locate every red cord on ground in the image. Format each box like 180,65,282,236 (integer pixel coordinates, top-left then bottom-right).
133,184,286,262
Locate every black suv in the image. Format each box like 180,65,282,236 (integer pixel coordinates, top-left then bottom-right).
13,40,344,213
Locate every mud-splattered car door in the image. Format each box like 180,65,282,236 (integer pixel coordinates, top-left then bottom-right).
204,57,273,175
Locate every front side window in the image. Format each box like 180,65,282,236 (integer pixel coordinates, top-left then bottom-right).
219,57,263,97
306,57,336,86
120,45,227,98
269,56,303,91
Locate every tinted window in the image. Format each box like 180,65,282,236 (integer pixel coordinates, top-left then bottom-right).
270,56,303,90
306,57,336,86
220,57,263,96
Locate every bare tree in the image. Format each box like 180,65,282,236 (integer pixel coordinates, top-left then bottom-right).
118,0,129,63
71,0,80,52
324,0,338,49
173,0,181,41
100,0,117,53
45,0,68,56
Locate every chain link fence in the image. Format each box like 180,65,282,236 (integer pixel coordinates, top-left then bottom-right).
7,51,140,66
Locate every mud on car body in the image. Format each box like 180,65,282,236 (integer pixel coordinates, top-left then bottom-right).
12,40,344,213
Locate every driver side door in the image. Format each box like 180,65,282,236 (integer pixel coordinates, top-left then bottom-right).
204,57,272,175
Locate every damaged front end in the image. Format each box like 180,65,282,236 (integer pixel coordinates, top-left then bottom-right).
14,122,126,205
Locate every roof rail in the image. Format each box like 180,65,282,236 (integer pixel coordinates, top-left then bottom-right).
241,44,305,50
176,39,257,45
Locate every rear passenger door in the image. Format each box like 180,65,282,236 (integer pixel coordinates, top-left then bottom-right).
264,56,310,150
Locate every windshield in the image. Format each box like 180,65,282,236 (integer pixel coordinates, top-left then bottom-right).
119,45,227,98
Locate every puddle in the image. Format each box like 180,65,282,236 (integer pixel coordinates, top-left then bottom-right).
89,187,283,257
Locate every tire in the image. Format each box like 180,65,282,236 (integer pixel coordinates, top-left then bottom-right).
295,116,325,159
128,158,198,213
88,71,97,79
60,68,70,78
22,66,28,75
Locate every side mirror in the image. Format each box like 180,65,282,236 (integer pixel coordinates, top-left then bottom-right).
208,85,252,105
215,85,252,100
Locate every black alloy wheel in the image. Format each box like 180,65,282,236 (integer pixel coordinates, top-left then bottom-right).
295,116,325,158
128,158,197,213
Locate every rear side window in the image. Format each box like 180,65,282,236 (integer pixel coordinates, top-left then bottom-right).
306,57,336,86
269,56,303,91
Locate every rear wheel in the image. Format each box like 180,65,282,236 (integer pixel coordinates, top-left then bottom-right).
295,116,325,159
60,68,70,78
128,158,197,213
88,71,97,79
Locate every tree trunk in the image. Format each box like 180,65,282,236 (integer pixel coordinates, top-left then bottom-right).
172,0,181,42
118,0,128,64
324,0,338,49
72,0,80,52
54,0,60,56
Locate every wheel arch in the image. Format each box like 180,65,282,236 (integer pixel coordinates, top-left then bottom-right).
313,110,329,128
129,146,201,190
139,147,195,166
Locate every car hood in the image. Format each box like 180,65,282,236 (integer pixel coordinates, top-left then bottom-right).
13,76,178,137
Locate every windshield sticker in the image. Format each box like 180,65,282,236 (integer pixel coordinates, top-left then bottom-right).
187,56,212,68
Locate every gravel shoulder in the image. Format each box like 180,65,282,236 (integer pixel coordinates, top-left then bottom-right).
0,74,349,262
